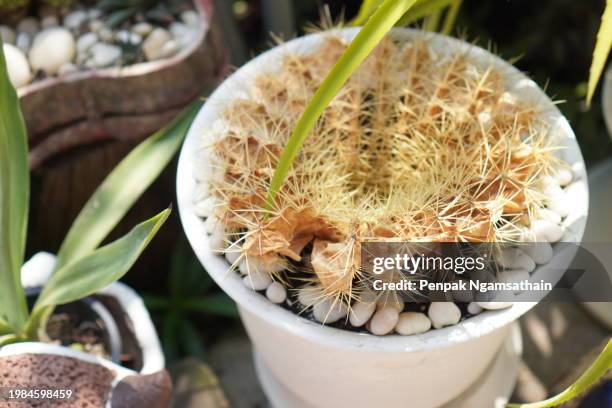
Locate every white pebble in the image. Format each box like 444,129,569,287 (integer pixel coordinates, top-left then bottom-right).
17,18,39,37
98,27,113,42
1,25,16,44
208,229,226,252
76,32,98,54
41,16,59,29
224,248,242,265
143,28,171,60
476,302,513,310
3,44,32,88
194,197,216,218
497,247,535,273
16,32,30,53
204,216,218,234
467,302,483,315
395,312,431,335
498,269,530,288
349,301,376,327
63,10,88,30
553,166,573,187
89,43,121,68
242,271,272,291
88,8,102,20
57,63,77,75
370,307,400,335
537,208,561,225
298,287,321,307
132,22,153,37
161,40,179,58
376,298,404,312
313,299,348,324
181,10,199,27
238,256,286,275
116,30,141,45
428,302,461,329
521,242,553,265
530,219,564,243
89,20,104,33
29,28,76,75
266,282,287,304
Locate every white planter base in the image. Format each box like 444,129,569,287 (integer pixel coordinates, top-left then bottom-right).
255,323,522,408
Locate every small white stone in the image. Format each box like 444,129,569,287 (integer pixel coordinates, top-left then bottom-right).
181,10,199,27
132,22,153,37
313,299,348,324
266,282,287,304
467,302,483,315
537,208,561,225
376,298,404,312
497,247,535,273
89,43,121,67
98,27,113,42
3,44,32,88
498,269,530,289
88,8,102,20
428,302,461,329
142,28,171,60
349,301,376,327
553,166,573,187
194,197,216,218
57,62,77,75
116,30,141,45
521,242,553,265
161,40,179,58
369,307,400,335
89,19,104,33
224,248,242,265
41,15,59,29
170,22,197,48
530,219,564,243
209,229,226,252
63,10,88,29
395,312,431,335
203,216,218,234
17,18,39,36
29,28,76,75
1,25,16,44
476,302,513,310
16,32,30,53
298,287,321,307
238,256,286,275
76,32,98,54
242,271,272,291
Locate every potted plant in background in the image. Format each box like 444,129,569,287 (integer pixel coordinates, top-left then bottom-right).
0,35,202,407
0,0,228,293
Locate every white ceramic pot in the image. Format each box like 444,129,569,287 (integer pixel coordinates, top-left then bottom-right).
177,28,589,408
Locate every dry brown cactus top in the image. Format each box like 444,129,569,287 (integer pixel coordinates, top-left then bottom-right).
201,32,565,300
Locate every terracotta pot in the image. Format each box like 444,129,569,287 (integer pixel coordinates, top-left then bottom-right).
25,0,229,289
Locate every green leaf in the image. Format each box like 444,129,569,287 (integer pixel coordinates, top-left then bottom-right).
180,295,239,318
265,0,419,209
441,0,462,35
0,31,30,330
179,319,206,361
351,0,384,26
0,334,21,347
586,0,612,105
396,0,453,27
143,295,171,310
35,209,170,311
56,100,202,268
506,339,612,408
0,317,14,335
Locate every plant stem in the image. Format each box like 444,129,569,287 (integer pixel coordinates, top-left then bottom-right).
506,339,612,408
265,0,419,209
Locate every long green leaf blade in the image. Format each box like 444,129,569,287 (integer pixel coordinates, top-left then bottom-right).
351,0,384,26
35,208,170,310
396,0,453,27
0,33,30,329
266,0,419,208
506,340,612,408
56,101,202,268
587,0,612,105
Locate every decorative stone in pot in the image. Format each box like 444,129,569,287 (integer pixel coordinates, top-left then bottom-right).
177,28,589,408
0,252,171,407
19,0,227,290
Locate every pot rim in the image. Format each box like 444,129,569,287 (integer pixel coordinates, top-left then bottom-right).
176,27,589,352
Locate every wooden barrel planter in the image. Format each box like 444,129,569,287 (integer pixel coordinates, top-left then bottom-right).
24,0,228,290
